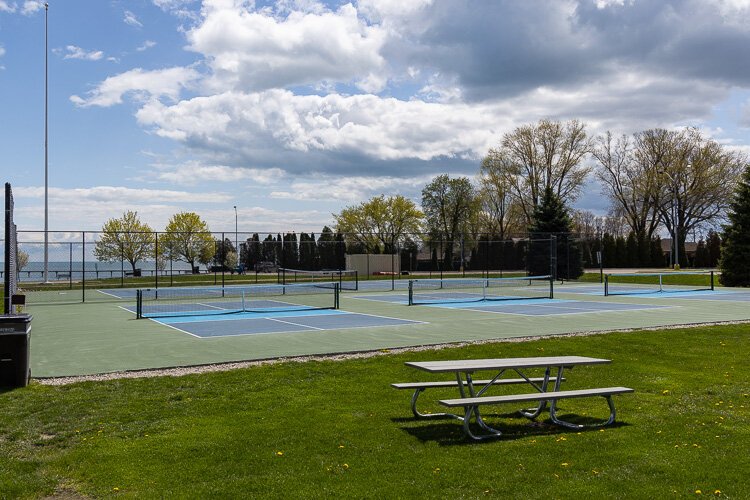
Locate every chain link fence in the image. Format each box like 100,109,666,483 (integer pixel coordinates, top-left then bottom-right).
1,229,693,306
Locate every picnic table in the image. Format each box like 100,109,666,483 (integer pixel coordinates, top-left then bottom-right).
394,356,633,440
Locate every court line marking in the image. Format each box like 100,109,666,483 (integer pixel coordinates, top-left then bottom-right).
266,317,326,330
457,303,680,316
96,289,127,299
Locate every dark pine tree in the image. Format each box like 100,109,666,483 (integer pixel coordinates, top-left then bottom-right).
625,232,638,268
706,230,722,268
527,187,583,280
719,164,750,286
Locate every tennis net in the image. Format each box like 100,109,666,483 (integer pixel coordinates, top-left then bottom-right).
136,282,339,319
278,268,358,291
604,271,715,296
408,275,553,306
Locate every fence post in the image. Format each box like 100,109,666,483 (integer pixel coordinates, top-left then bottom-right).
154,232,159,291
549,234,557,282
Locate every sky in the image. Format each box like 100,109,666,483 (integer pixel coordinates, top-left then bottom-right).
2,0,750,235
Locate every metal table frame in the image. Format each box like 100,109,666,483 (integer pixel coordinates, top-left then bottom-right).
405,356,612,440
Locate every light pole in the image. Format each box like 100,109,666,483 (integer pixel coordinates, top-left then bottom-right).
43,2,49,283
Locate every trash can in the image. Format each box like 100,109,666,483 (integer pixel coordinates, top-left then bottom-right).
0,314,32,388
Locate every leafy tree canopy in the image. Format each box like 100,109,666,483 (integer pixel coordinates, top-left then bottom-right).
94,210,154,272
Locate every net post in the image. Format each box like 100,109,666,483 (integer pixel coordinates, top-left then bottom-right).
658,274,663,293
136,290,142,319
604,274,609,296
334,283,340,309
354,270,359,291
710,270,714,290
408,280,414,306
549,235,557,282
549,275,554,299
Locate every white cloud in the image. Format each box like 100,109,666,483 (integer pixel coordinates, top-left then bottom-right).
270,174,431,202
124,10,143,27
60,45,104,61
150,162,286,186
0,46,5,57
135,89,500,166
70,66,201,107
136,40,157,52
0,1,16,13
21,0,42,15
187,1,387,93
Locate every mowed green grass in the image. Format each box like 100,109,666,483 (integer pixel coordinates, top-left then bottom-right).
1,324,749,498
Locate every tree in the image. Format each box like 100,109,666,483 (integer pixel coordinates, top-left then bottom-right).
160,212,214,273
593,130,665,239
527,187,583,279
211,238,236,270
16,249,29,273
333,195,423,253
719,163,750,286
94,210,154,273
242,233,261,270
657,128,744,267
483,119,592,225
478,155,525,239
421,175,480,270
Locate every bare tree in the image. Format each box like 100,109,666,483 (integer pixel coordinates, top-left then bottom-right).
483,119,592,224
478,155,525,239
592,130,665,239
657,128,745,266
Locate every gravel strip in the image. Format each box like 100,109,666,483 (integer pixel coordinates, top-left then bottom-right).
36,319,750,386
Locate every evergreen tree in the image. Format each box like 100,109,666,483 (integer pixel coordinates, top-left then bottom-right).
719,164,750,286
602,233,617,269
318,227,337,269
706,230,722,267
694,240,709,268
650,236,665,267
615,236,627,268
527,187,583,279
625,232,638,267
243,233,261,270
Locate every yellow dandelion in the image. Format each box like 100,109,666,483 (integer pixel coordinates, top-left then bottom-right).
113,487,120,492
343,463,349,469
662,390,670,395
714,490,721,496
276,451,284,456
561,463,569,467
695,490,702,495
592,470,599,475
338,445,345,449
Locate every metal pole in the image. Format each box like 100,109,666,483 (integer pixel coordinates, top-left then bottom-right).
233,205,238,264
674,188,679,268
43,2,49,283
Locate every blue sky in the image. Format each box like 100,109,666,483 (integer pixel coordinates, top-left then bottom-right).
2,0,750,234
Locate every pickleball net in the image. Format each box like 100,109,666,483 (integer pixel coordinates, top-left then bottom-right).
277,268,358,291
604,271,715,296
408,275,553,306
136,282,339,319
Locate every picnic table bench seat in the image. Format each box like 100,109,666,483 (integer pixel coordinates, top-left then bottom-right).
441,386,634,437
392,377,562,419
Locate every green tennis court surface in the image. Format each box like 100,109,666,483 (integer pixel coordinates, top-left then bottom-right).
26,281,750,377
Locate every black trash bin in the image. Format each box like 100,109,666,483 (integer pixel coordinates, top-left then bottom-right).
0,314,32,388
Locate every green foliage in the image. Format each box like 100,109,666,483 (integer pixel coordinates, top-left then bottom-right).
719,163,750,286
334,195,423,253
527,187,583,279
94,211,154,272
422,175,480,270
160,212,214,271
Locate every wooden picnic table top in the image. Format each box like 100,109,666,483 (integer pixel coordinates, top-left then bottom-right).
405,356,611,374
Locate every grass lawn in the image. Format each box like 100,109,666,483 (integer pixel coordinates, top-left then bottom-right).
1,324,749,498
